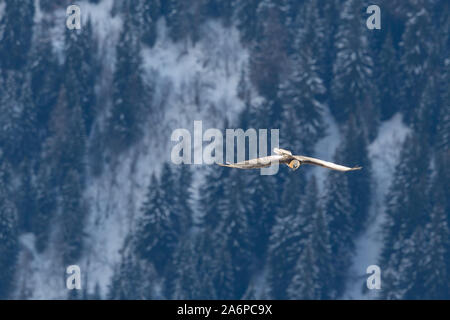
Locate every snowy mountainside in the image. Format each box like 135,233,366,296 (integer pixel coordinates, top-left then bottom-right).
13,1,248,298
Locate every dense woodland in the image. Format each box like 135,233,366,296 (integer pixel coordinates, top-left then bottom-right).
0,0,449,299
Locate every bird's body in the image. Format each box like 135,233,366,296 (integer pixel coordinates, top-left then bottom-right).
218,148,362,172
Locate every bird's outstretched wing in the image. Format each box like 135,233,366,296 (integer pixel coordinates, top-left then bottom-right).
293,155,362,172
217,155,283,169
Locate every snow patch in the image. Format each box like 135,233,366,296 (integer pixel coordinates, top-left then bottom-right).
344,113,410,299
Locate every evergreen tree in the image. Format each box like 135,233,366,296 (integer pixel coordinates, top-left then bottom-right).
287,238,320,299
33,163,58,252
250,1,287,100
171,165,193,235
380,134,431,299
171,234,215,299
420,163,450,299
375,32,401,121
200,165,230,230
278,2,326,156
247,172,278,258
399,4,434,123
0,159,19,299
64,19,97,134
30,24,61,133
340,117,372,232
415,75,442,147
135,174,177,274
165,0,204,44
108,11,147,150
323,157,355,297
0,72,37,163
234,0,259,44
202,0,234,26
109,243,156,299
141,0,161,47
17,160,37,232
331,0,374,124
286,176,334,300
267,173,304,299
0,0,34,70
216,169,254,297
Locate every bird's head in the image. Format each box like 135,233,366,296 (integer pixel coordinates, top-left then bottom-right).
288,159,301,170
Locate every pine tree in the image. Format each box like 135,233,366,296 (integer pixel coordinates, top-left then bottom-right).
109,243,156,299
171,234,215,299
171,165,193,235
0,0,34,70
60,167,86,265
331,0,374,124
17,160,37,232
135,174,177,274
0,159,19,299
108,11,147,150
376,32,401,121
420,165,450,299
340,117,372,232
399,4,434,123
202,0,234,26
64,19,97,134
216,169,254,297
141,0,161,47
247,172,278,258
287,238,320,300
278,3,326,156
268,173,304,299
165,0,204,44
287,176,334,300
200,165,230,230
250,1,287,100
30,24,61,133
0,72,37,163
323,158,355,297
380,134,431,299
33,163,57,252
234,0,259,44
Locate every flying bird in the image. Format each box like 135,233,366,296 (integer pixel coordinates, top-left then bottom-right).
218,148,362,172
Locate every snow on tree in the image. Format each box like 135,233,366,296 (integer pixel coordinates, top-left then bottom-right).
287,176,334,300
0,159,19,299
0,0,34,70
135,173,177,274
331,0,374,124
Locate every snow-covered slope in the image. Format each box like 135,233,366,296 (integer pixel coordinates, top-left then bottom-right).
344,113,410,299
13,0,248,299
